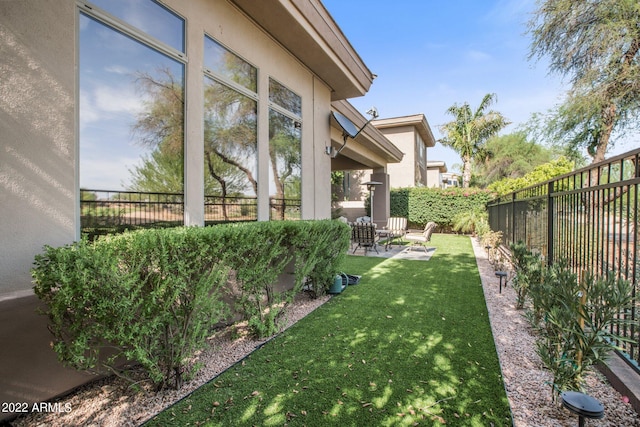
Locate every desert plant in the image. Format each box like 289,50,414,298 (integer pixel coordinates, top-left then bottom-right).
510,241,544,309
33,220,351,389
451,208,488,235
531,260,636,399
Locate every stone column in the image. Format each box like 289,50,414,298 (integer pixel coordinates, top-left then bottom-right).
370,170,389,228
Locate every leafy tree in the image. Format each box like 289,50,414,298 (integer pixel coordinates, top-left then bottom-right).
203,81,258,197
472,131,553,187
528,0,640,164
132,68,184,159
131,66,259,219
269,110,301,219
439,93,510,188
488,156,574,196
522,112,589,168
129,68,184,194
129,149,184,194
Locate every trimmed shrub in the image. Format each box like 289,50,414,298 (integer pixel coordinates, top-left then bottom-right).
390,187,494,229
33,228,228,390
32,220,350,389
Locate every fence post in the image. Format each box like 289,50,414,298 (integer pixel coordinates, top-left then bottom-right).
511,192,516,247
547,181,554,266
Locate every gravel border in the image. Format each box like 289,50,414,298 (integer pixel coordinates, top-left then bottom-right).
471,237,639,427
11,238,640,426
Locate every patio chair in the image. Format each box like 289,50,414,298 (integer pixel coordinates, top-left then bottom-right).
381,217,408,249
351,222,379,255
405,222,436,253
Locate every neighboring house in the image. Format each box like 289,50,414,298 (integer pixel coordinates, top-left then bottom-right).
0,0,402,416
441,172,460,188
373,114,436,188
335,113,450,220
426,161,447,188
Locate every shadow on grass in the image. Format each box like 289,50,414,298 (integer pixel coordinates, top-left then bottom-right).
145,234,511,426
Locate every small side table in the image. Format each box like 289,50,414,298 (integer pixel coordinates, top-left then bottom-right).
495,271,507,293
376,230,392,251
561,391,604,427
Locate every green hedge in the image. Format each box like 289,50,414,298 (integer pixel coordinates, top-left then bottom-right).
32,220,350,390
390,187,494,229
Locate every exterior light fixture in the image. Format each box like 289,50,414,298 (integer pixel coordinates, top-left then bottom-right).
327,107,379,158
362,180,382,224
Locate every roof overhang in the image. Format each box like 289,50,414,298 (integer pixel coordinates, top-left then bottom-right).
329,100,404,171
371,114,436,147
427,161,447,173
228,0,374,100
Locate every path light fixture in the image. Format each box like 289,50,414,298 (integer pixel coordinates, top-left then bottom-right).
326,107,378,158
362,181,382,225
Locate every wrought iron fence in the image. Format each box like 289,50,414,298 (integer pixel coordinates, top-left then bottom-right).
81,190,261,237
487,148,640,368
269,197,301,220
81,190,301,236
204,195,257,224
81,189,184,236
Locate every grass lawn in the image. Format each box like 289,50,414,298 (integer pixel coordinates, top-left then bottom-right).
145,234,511,426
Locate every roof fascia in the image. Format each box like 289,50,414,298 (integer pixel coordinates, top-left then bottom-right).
228,0,374,100
372,114,436,147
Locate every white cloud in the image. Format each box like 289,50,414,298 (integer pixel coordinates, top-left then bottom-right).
94,84,143,114
104,65,131,75
79,90,100,126
467,50,492,62
80,155,141,190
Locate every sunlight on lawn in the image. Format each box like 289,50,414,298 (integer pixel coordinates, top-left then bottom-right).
146,234,511,426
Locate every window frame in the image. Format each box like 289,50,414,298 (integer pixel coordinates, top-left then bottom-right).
203,34,259,101
268,77,302,125
77,1,187,63
76,0,188,234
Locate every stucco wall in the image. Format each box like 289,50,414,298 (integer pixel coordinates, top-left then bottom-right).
381,126,416,188
0,1,77,297
0,0,334,298
0,0,339,417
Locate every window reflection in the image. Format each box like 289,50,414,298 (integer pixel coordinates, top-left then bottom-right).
204,78,258,194
79,12,184,193
87,0,184,52
204,36,257,92
269,109,301,220
269,79,301,116
203,38,258,222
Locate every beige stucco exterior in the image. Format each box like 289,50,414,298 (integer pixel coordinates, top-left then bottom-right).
372,114,436,189
0,0,401,416
0,0,382,298
1,1,77,298
333,114,439,223
426,161,448,188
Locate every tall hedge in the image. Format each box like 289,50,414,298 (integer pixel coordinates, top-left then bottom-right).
390,187,494,229
32,220,350,390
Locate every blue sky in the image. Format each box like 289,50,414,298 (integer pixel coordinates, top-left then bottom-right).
322,0,568,171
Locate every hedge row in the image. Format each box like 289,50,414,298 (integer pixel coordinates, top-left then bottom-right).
389,187,494,229
32,220,350,390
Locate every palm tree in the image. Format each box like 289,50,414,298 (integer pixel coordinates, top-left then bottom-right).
439,93,509,188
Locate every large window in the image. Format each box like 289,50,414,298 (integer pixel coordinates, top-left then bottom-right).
269,79,302,220
79,1,185,194
203,37,258,222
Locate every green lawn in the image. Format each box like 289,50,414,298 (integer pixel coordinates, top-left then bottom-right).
145,234,511,426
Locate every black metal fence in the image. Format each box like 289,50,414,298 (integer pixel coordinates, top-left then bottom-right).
487,148,639,368
81,189,185,237
269,197,301,221
81,190,302,236
204,195,257,224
